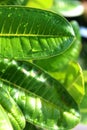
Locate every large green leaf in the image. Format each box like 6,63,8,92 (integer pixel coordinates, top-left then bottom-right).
0,104,13,130
0,6,74,60
51,0,84,17
0,59,80,129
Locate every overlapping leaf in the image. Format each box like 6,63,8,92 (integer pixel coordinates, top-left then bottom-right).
0,6,74,60
0,59,80,130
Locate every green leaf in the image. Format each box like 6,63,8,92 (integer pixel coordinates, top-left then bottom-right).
0,59,80,129
51,0,84,17
0,6,74,60
0,104,13,130
0,87,26,130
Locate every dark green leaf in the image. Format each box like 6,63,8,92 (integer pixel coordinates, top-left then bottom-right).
0,59,80,129
0,6,74,60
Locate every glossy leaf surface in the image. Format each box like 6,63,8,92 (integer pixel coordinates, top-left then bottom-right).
0,59,80,130
0,6,74,60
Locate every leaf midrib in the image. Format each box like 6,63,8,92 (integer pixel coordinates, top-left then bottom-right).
0,34,75,37
0,77,66,112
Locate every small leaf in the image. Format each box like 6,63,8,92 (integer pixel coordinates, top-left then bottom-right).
0,6,74,60
0,104,13,130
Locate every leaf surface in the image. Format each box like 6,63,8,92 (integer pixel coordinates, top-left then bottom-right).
0,6,74,60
